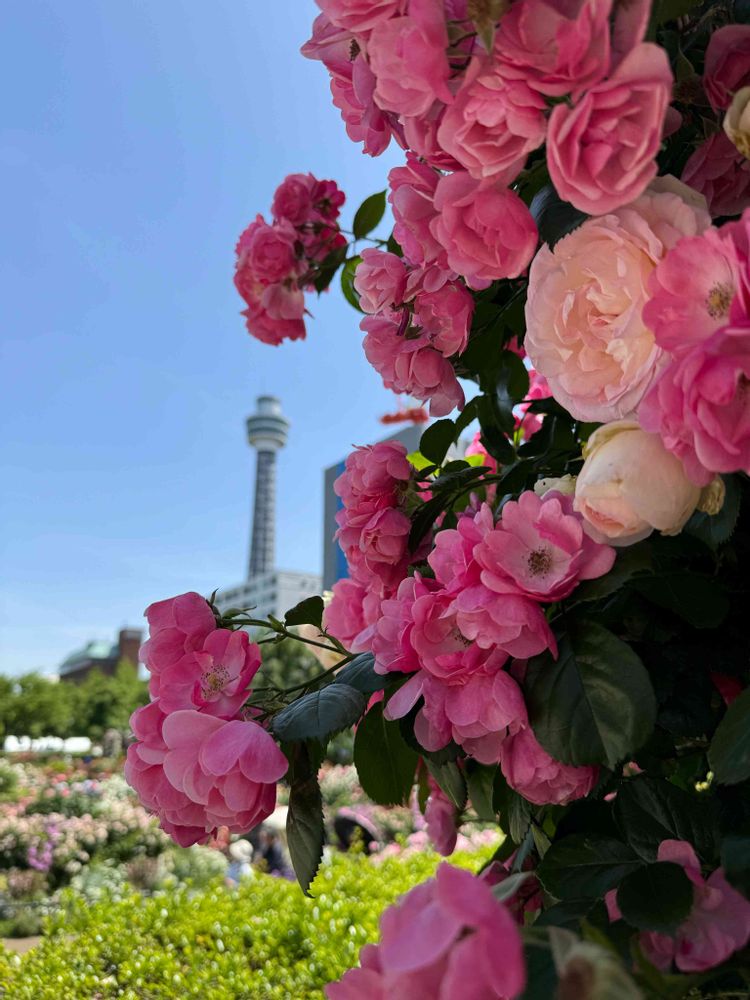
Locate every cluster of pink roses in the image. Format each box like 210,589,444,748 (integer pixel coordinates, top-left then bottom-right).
234,172,346,345
125,592,287,846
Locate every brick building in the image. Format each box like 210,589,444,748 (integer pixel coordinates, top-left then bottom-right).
58,627,142,683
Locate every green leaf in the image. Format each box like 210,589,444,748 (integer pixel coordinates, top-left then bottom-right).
538,835,643,900
721,835,750,896
465,762,497,822
530,185,588,248
521,932,559,1000
284,596,324,629
686,475,741,549
709,686,750,785
615,777,719,864
272,684,366,743
569,544,652,605
386,231,403,256
652,0,700,26
333,653,386,694
493,772,532,844
420,419,456,465
616,862,694,933
340,256,363,312
313,245,347,294
633,573,729,629
499,349,530,404
353,702,418,806
454,396,480,437
426,759,467,810
525,622,656,768
286,749,325,896
352,191,386,239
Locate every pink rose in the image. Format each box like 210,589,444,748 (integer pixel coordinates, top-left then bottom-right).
401,102,461,170
410,589,505,682
574,421,701,545
725,207,750,322
335,440,412,508
140,591,216,677
354,249,408,313
431,172,538,289
500,724,598,805
437,56,546,182
475,490,615,602
362,312,465,416
643,226,740,356
271,173,316,226
495,0,612,97
606,840,750,973
639,324,750,486
682,132,750,219
241,284,306,345
547,44,673,215
423,779,458,856
330,54,398,157
326,863,526,999
372,574,441,675
150,628,261,719
525,187,710,422
301,13,353,78
428,503,495,591
315,0,405,35
388,155,446,267
235,215,298,284
368,0,452,117
125,705,287,847
704,25,750,111
412,274,473,356
324,578,369,650
452,583,556,659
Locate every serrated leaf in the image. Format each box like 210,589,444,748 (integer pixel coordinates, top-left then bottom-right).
709,686,750,785
287,771,324,895
685,475,741,549
284,596,324,629
352,191,386,239
466,762,497,822
340,256,363,312
525,622,656,768
538,835,643,900
426,759,467,810
490,871,531,904
333,653,386,694
353,702,418,806
530,185,588,248
616,862,693,933
272,684,366,742
420,419,456,465
493,772,532,843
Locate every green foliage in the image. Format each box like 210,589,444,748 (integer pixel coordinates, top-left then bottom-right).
272,684,366,743
333,653,386,694
709,686,750,785
284,596,324,629
616,862,694,933
353,702,418,806
352,191,386,239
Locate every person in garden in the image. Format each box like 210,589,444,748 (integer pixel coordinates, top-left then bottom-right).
225,839,255,888
125,2,750,997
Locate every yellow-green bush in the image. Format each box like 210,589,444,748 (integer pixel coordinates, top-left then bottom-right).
0,847,493,999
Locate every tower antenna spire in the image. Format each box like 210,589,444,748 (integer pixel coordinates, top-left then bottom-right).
246,395,290,578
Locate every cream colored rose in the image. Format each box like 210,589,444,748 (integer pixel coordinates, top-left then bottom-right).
724,86,750,160
534,474,577,497
573,421,701,546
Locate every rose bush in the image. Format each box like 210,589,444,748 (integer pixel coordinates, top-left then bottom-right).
124,4,750,997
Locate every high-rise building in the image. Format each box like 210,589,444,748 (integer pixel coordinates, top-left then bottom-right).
215,395,321,621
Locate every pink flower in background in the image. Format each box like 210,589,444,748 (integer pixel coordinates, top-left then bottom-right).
354,249,407,314
431,172,538,289
682,132,750,219
412,275,473,356
495,0,611,97
326,863,525,999
324,578,370,649
453,583,556,660
464,431,498,475
423,779,458,856
514,367,550,440
525,187,710,422
438,56,546,182
725,208,750,321
475,491,615,602
482,856,543,925
315,0,405,35
271,173,317,226
373,574,441,676
301,13,353,78
235,215,298,285
334,440,412,510
241,286,307,345
643,227,740,355
140,592,216,676
428,503,495,590
362,312,465,416
639,325,750,486
500,725,598,805
368,0,452,117
547,44,672,215
126,708,287,847
331,55,398,157
151,628,261,719
703,25,750,111
388,155,446,267
606,840,750,972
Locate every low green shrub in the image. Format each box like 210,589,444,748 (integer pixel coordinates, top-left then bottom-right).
0,848,492,999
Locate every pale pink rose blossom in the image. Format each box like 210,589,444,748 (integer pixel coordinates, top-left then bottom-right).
412,275,474,356
606,840,750,973
241,285,306,345
703,25,750,111
401,102,462,170
724,208,750,321
452,583,557,659
153,629,261,719
315,0,405,35
125,705,287,847
368,0,452,117
373,574,441,675
301,13,353,78
437,56,547,182
326,863,526,999
423,779,458,856
547,44,673,215
431,172,538,289
235,215,298,285
525,188,710,422
354,249,408,314
411,589,506,681
639,325,750,486
475,490,615,602
330,54,398,157
574,421,701,545
495,0,611,97
643,227,740,356
324,578,369,649
428,502,495,590
139,592,216,675
500,724,598,805
362,312,465,416
682,132,750,219
388,155,446,267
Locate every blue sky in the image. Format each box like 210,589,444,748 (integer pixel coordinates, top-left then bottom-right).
0,1,408,675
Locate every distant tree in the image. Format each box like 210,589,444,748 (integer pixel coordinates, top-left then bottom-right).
77,662,148,740
6,674,79,739
254,635,321,694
